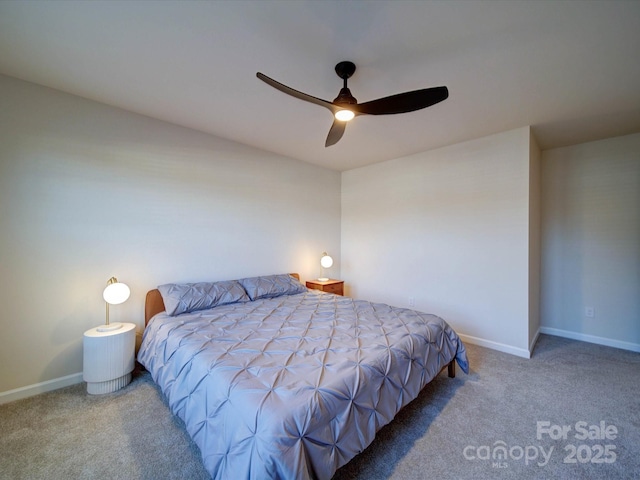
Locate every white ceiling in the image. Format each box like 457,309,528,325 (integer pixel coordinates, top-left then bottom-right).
1,0,639,171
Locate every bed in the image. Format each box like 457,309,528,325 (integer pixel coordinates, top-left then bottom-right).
138,273,468,479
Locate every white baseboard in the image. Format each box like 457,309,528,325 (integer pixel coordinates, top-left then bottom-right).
540,327,640,353
0,372,83,405
457,333,531,359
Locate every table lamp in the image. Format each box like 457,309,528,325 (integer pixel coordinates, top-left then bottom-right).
98,277,130,332
318,252,333,281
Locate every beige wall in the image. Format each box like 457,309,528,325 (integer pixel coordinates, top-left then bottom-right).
341,127,537,357
2,72,637,402
528,131,542,350
0,75,341,398
541,133,640,351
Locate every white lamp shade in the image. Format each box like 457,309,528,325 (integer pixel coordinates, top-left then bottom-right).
335,109,355,121
103,281,130,305
320,254,334,269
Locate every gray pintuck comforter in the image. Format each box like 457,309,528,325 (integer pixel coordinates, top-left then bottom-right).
138,289,468,480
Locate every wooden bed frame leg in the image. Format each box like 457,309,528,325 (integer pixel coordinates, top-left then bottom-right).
447,361,456,378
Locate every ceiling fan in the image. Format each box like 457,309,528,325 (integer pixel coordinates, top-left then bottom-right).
256,61,449,147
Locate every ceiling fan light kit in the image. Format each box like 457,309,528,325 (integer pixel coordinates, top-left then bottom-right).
335,109,355,121
257,61,448,147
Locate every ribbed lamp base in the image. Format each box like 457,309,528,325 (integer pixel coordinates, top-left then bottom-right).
86,372,132,395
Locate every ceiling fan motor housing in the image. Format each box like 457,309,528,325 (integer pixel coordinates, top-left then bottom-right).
334,61,358,106
334,87,357,106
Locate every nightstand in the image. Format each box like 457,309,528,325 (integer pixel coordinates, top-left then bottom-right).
306,279,344,296
83,322,136,394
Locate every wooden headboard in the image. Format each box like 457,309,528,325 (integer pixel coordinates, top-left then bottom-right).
144,289,166,326
144,273,301,326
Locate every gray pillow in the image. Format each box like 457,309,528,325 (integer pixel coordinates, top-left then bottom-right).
239,274,306,301
158,280,249,316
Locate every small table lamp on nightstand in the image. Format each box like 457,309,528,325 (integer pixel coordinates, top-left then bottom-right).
83,277,135,394
318,252,333,281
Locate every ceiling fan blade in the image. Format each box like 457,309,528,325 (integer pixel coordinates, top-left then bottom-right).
325,120,346,147
257,72,337,113
355,86,449,115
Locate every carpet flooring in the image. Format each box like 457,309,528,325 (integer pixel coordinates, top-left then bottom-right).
1,334,638,479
